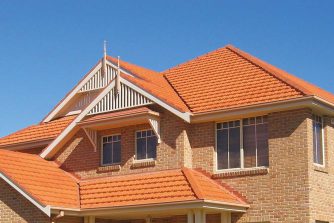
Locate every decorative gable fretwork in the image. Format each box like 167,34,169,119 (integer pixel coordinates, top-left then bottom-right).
88,83,153,115
79,65,117,93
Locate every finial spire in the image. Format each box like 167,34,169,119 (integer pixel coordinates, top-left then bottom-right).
115,56,121,95
102,40,107,76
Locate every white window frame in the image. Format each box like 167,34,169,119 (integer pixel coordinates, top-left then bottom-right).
101,134,121,166
313,115,325,167
134,129,157,161
215,116,269,172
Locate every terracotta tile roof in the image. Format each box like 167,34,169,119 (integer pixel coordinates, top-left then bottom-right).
0,115,76,148
0,149,247,210
79,168,247,209
0,149,79,208
163,45,334,113
107,56,190,113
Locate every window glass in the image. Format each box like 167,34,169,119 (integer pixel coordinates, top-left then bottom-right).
102,135,121,165
217,116,269,170
313,115,324,165
136,130,157,160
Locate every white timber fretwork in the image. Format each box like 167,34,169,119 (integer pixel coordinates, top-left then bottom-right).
148,118,161,143
83,128,97,152
79,64,117,93
88,82,153,115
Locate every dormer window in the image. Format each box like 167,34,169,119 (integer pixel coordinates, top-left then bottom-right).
136,130,157,160
101,135,121,165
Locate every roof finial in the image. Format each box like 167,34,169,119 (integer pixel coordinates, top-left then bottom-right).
115,56,121,95
103,40,107,57
102,40,107,76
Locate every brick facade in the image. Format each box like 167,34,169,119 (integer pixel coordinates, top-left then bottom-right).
2,107,334,222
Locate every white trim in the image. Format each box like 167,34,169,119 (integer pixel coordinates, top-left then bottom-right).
41,77,189,159
43,63,102,123
83,128,97,152
134,129,157,161
0,172,51,216
312,114,326,167
121,77,191,122
40,81,116,159
148,117,161,143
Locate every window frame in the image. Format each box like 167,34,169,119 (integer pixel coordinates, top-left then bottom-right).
312,115,325,167
215,115,269,172
100,134,122,166
134,129,157,161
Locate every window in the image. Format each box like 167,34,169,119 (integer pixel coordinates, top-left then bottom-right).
313,115,324,165
101,135,121,165
216,116,269,170
136,130,157,160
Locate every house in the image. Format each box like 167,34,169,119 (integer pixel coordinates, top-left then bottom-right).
0,44,333,223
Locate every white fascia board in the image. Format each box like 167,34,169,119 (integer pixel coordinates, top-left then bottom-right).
106,61,135,77
0,172,51,216
121,78,191,122
40,81,116,159
43,63,103,123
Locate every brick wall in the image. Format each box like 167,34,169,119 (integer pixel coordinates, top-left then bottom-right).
53,107,190,179
309,116,334,222
190,109,313,223
0,179,49,223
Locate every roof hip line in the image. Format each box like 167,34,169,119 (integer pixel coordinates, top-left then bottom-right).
225,45,313,96
181,167,204,200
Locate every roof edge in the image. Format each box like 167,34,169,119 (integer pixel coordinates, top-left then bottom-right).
225,45,312,96
0,171,51,216
181,167,205,199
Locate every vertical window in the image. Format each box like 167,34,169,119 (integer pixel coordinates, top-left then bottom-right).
136,130,157,160
243,116,269,168
313,115,324,165
102,135,121,165
216,116,269,170
217,121,241,169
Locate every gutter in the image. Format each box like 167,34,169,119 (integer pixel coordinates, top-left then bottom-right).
50,200,249,216
190,96,334,123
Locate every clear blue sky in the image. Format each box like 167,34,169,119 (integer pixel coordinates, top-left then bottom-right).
0,0,333,136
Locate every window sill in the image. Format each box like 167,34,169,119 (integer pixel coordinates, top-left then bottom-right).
314,164,328,174
131,159,156,169
212,167,269,179
97,164,121,173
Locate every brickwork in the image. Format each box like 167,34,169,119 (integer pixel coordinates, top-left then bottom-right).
53,108,189,179
0,179,49,223
190,109,314,223
309,116,334,222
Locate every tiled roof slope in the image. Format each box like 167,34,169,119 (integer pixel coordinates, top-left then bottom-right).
0,115,76,148
79,168,246,209
0,150,79,208
163,45,334,113
107,56,189,112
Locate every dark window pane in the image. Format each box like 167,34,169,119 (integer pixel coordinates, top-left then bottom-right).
102,143,112,165
229,127,240,168
313,121,317,162
316,122,323,165
217,129,228,169
243,125,256,168
113,141,121,163
147,136,157,159
257,123,269,166
136,138,146,160
136,132,141,138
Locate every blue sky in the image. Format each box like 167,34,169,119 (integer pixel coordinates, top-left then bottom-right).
0,0,333,136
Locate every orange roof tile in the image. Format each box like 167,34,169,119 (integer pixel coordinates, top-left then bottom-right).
107,56,190,113
0,115,76,148
163,45,334,113
79,168,246,209
0,149,79,208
